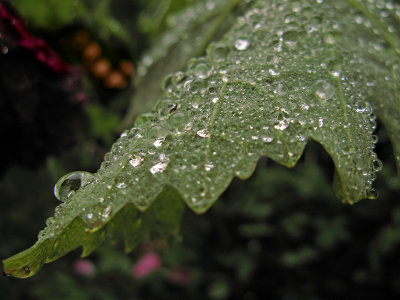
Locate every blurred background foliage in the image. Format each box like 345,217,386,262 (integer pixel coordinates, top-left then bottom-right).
1,0,400,299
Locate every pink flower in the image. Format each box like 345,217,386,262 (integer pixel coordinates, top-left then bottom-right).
131,252,161,278
73,259,95,276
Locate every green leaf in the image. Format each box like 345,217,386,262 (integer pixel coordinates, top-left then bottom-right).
343,0,400,173
4,0,400,278
12,0,86,28
12,0,133,46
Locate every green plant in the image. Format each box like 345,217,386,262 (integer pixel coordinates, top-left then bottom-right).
3,0,400,279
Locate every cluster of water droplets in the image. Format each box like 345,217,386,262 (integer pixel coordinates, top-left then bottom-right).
39,171,105,240
38,0,392,240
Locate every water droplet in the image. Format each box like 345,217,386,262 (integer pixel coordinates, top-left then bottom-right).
209,43,229,61
193,63,212,79
153,137,165,148
116,182,127,189
129,155,144,168
38,230,46,240
184,122,193,131
54,171,94,202
46,217,55,226
197,128,210,138
190,79,208,95
208,83,219,95
301,103,310,110
342,145,353,155
373,159,383,172
367,188,378,199
204,163,214,171
234,38,250,51
312,80,335,101
324,33,337,45
101,206,112,219
162,71,186,90
262,136,274,143
150,154,170,174
171,71,186,84
269,68,280,76
156,99,175,118
331,70,340,77
274,119,290,131
191,96,202,108
168,112,186,134
148,125,167,140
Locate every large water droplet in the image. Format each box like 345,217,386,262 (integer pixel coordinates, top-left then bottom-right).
193,62,212,79
190,79,208,95
209,42,229,61
191,96,203,108
54,171,94,202
312,80,335,101
148,125,167,140
162,71,187,90
234,38,250,51
168,112,186,134
156,99,175,118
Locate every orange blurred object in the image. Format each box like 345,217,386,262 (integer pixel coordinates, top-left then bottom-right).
119,59,134,77
91,58,111,79
104,70,127,89
82,42,101,62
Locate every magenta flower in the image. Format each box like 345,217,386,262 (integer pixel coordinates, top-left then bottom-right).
131,252,161,278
